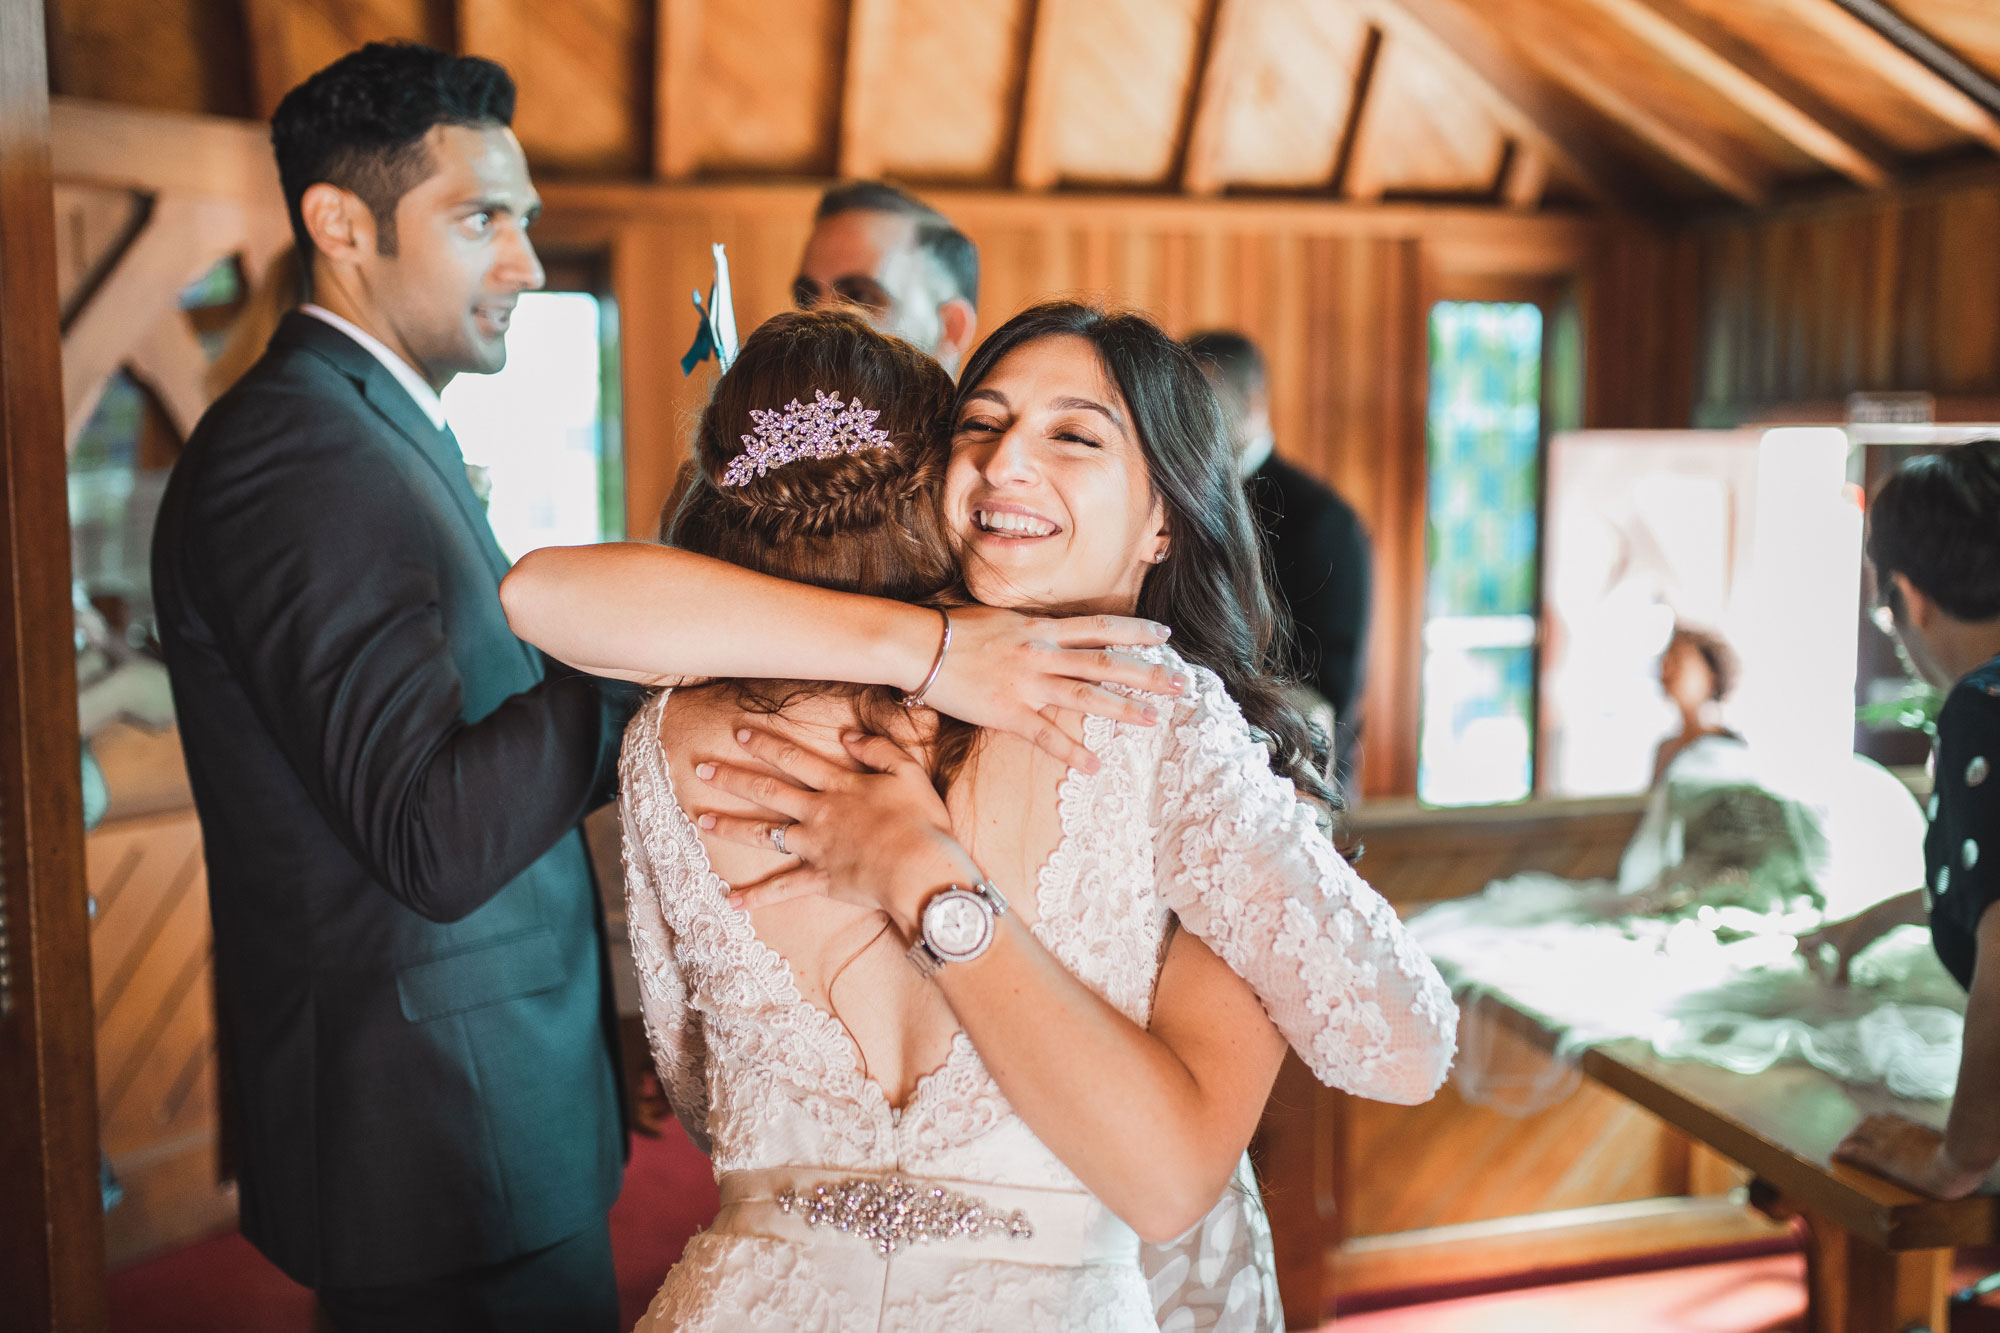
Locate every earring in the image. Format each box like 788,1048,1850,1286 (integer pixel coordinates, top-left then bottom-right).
1152,549,1169,564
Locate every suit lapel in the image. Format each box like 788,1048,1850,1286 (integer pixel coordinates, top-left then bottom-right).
272,314,539,678
275,314,513,582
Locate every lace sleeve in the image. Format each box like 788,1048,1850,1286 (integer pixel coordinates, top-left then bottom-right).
1154,666,1457,1104
619,708,712,1151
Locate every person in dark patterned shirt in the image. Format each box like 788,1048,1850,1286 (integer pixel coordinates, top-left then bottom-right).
1806,439,2000,1198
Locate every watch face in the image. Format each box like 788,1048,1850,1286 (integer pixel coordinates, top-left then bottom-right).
924,889,993,960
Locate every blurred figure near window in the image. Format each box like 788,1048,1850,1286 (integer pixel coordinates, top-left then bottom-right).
1188,329,1372,790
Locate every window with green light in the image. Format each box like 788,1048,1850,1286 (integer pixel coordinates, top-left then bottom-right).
1420,301,1543,806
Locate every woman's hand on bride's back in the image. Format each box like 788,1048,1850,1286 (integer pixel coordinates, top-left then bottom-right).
921,606,1185,775
695,726,975,926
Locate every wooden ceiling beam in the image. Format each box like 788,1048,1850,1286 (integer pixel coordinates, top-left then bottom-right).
654,0,703,181
1805,0,2000,154
1348,0,1638,206
1468,3,1776,205
1581,0,1893,188
1013,0,1065,190
239,0,297,120
1498,143,1551,208
1181,0,1258,196
1328,23,1383,198
838,0,897,179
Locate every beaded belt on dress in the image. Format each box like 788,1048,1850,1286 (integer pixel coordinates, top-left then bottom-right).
712,1167,1138,1269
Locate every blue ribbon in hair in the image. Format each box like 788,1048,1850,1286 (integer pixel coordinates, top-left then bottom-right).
681,242,740,375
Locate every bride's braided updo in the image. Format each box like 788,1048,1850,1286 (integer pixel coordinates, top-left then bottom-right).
663,308,958,605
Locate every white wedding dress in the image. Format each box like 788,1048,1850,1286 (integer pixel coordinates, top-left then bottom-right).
621,649,1457,1332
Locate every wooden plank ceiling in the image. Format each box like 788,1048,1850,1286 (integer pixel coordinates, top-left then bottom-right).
43,0,2000,213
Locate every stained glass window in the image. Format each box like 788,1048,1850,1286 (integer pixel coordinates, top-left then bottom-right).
1419,301,1544,806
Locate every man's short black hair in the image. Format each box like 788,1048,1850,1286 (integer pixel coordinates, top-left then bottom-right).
1185,330,1268,403
272,42,516,268
815,180,979,309
1868,438,2000,621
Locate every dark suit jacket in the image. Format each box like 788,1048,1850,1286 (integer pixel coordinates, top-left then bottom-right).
1245,453,1373,762
152,313,632,1289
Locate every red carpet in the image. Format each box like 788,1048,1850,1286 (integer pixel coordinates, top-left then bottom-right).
107,1125,720,1333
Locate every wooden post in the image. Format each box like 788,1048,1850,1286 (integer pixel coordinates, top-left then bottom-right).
1256,1052,1335,1329
0,0,109,1327
1795,1209,1950,1333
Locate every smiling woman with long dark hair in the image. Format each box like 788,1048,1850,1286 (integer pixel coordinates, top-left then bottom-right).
504,300,1452,1332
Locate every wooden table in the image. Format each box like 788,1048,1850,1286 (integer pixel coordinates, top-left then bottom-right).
1493,993,1998,1333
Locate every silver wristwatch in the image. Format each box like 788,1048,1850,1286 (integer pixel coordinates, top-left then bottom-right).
907,878,1010,976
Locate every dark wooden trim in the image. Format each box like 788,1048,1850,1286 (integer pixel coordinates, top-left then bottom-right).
0,0,108,1328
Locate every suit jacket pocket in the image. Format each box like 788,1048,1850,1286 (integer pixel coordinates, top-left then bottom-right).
396,927,566,1022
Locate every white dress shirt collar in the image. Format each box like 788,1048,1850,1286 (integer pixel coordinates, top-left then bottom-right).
300,303,448,432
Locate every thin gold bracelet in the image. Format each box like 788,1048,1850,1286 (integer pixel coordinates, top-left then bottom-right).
899,609,952,708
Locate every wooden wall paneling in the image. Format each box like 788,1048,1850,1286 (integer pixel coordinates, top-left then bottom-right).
1259,1049,1337,1328
50,182,144,318
1210,0,1374,192
1180,0,1250,196
1683,170,2000,422
1579,222,1699,429
1342,1078,1684,1236
1676,0,1967,158
1895,0,2000,86
1352,0,1637,206
0,0,107,1321
653,0,702,180
1580,0,1894,188
1373,238,1427,802
50,97,286,207
691,0,845,176
1767,0,2000,153
1267,230,1307,464
240,0,444,117
608,221,685,538
1047,0,1205,186
836,0,895,179
1863,199,1904,387
50,0,253,117
456,0,650,176
1482,0,1797,206
1012,0,1064,189
865,0,1034,185
1343,27,1508,201
1499,146,1552,209
1935,187,2000,392
59,193,245,447
126,314,217,439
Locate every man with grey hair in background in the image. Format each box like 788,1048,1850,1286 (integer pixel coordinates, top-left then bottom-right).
1189,330,1374,793
792,180,980,375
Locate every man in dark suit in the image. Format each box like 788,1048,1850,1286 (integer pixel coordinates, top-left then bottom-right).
1188,330,1373,788
152,44,631,1331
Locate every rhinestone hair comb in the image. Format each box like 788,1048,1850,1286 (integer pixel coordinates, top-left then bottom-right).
722,389,895,487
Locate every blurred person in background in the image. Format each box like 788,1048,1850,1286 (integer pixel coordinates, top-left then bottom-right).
1804,441,2000,1197
793,180,979,377
1188,330,1371,789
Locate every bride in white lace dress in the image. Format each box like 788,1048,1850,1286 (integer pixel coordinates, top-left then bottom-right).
507,304,1456,1331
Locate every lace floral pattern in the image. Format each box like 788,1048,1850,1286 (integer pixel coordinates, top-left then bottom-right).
1152,659,1458,1105
620,649,1454,1330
